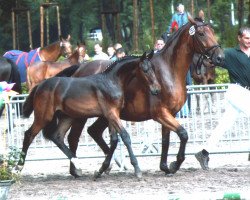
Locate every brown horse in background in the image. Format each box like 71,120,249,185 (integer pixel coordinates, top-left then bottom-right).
26,42,86,92
3,35,72,83
17,52,161,178
54,16,224,177
191,53,217,114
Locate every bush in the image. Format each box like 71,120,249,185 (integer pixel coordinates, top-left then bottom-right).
215,67,230,84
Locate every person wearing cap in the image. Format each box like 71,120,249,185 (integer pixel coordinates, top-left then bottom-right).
167,3,190,34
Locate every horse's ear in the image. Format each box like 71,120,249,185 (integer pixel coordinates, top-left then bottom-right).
141,52,147,61
59,35,63,41
198,10,205,21
188,14,195,24
147,50,154,59
67,35,71,41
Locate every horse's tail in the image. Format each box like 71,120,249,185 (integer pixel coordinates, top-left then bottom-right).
55,64,79,77
42,114,58,140
22,85,38,118
6,58,22,94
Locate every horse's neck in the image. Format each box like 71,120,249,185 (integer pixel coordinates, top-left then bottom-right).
160,33,193,85
39,42,61,61
107,60,137,86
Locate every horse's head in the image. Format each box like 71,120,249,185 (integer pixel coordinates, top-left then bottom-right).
59,35,73,58
76,42,86,60
188,16,224,66
139,51,161,95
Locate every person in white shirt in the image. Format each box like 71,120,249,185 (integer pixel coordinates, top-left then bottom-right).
92,43,109,60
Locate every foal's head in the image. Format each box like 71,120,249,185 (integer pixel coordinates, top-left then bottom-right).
59,35,73,58
138,50,161,95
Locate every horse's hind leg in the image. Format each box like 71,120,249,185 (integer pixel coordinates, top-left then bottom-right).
68,118,87,177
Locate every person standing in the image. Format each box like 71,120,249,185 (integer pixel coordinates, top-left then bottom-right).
92,43,109,60
195,27,250,170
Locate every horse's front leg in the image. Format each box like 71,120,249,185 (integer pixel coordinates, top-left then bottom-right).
160,126,171,174
157,110,188,174
119,126,142,178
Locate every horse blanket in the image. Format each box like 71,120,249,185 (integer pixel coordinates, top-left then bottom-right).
3,48,41,83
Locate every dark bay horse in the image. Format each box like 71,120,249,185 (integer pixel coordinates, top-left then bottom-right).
56,17,224,177
26,42,86,92
0,57,22,117
191,53,217,114
2,35,72,83
17,52,161,178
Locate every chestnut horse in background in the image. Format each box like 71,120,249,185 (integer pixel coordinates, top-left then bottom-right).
53,16,224,178
26,42,86,92
17,52,161,178
2,35,72,83
191,53,217,114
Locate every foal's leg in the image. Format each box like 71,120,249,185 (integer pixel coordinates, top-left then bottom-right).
68,118,87,177
47,117,83,177
94,128,119,179
87,116,110,154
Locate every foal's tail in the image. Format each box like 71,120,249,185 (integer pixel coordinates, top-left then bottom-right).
22,85,38,118
55,64,79,77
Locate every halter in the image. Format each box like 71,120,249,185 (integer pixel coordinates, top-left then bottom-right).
191,24,220,63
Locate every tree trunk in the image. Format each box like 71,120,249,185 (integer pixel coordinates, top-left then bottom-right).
132,0,139,51
149,0,155,44
207,0,211,22
237,0,244,28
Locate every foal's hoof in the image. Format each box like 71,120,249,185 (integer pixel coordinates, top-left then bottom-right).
135,171,142,179
169,161,179,174
104,166,112,175
93,170,102,180
70,168,82,178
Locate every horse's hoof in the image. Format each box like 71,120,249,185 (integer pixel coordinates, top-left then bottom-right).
93,170,102,180
135,171,142,179
165,173,174,177
70,168,82,178
104,166,112,175
169,161,179,174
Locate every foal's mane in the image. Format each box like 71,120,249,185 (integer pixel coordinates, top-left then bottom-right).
103,55,140,73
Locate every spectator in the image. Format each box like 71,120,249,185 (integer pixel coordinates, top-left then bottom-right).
167,3,190,34
114,43,123,51
116,47,126,59
195,27,250,170
107,45,116,60
92,43,109,60
154,38,165,53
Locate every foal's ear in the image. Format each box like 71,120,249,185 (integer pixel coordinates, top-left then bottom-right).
66,35,71,41
147,50,154,59
140,52,147,61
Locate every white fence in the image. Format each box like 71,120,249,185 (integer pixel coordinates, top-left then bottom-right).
0,84,249,162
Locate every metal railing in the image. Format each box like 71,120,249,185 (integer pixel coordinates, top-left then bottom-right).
0,84,249,162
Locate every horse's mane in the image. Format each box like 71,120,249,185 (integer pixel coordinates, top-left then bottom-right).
103,55,140,73
162,17,205,50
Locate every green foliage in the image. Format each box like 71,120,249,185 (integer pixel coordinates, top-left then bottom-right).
215,67,230,84
0,146,22,181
